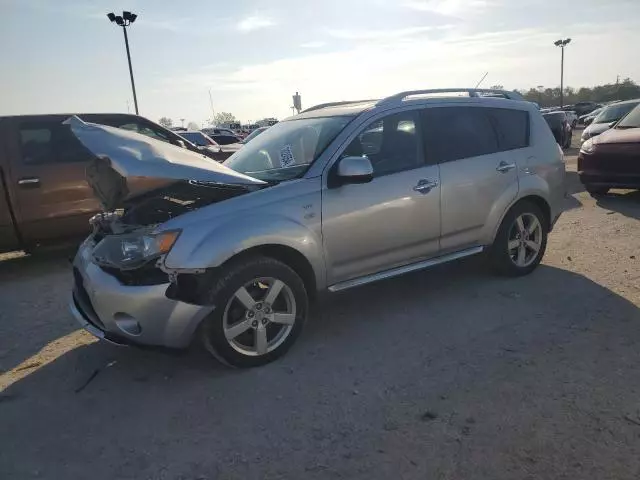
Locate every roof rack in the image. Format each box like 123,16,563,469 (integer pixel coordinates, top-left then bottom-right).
377,88,524,106
301,99,378,113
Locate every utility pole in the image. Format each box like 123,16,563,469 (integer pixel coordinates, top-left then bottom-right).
107,11,139,115
554,38,571,108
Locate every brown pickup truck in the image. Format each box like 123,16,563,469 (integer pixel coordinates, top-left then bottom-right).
0,113,209,254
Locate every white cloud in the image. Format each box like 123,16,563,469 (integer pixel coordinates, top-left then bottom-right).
237,15,275,32
300,41,326,49
327,24,453,41
403,0,492,16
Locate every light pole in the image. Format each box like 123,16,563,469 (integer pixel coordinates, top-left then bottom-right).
107,11,139,115
554,38,571,108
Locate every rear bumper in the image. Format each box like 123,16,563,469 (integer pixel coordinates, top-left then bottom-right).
70,239,213,349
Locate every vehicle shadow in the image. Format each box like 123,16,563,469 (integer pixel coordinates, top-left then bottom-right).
596,190,640,220
2,258,640,479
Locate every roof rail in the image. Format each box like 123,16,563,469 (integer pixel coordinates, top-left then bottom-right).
301,99,378,113
377,88,524,106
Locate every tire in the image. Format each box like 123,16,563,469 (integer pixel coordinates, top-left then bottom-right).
488,201,548,277
199,255,308,368
585,186,609,197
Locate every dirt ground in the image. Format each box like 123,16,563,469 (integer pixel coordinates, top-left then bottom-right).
1,131,640,479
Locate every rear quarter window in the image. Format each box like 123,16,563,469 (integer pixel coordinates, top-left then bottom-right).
487,108,530,151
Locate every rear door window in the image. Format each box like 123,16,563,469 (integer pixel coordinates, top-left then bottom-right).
420,107,499,163
19,122,92,165
486,108,529,151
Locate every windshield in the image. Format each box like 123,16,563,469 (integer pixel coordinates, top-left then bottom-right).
180,131,213,146
224,116,353,182
616,104,640,129
594,102,639,124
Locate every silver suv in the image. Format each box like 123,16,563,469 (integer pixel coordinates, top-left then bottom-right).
69,88,566,367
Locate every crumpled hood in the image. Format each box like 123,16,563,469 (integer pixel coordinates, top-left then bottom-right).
65,116,264,187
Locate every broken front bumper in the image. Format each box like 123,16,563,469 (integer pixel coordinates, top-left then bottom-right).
70,239,213,349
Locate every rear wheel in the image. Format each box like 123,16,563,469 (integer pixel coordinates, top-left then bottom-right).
199,256,308,368
489,201,548,276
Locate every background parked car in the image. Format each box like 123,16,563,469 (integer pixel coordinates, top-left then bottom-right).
578,103,640,196
563,110,578,128
202,127,236,137
579,107,603,125
581,99,640,142
572,101,601,117
542,111,573,148
178,131,232,162
241,126,268,144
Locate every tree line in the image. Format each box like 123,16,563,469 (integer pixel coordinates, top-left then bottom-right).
515,78,640,108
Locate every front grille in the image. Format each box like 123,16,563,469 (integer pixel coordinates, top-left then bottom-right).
73,267,105,329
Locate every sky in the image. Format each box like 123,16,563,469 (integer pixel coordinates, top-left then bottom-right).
1,0,639,125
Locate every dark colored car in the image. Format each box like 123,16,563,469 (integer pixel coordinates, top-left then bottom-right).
542,111,572,148
0,113,201,254
578,104,640,196
573,101,601,116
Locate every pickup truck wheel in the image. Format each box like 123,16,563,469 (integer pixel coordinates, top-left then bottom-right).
585,186,609,197
489,201,548,277
199,256,308,368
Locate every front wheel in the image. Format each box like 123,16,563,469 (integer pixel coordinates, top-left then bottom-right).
489,202,548,277
199,256,308,368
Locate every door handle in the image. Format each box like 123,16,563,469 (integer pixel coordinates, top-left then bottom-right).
17,177,41,188
413,179,439,194
496,161,516,173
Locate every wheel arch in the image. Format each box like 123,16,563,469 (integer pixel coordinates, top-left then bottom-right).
490,194,551,244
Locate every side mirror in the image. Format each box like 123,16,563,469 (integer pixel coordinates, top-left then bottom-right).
608,121,617,128
175,140,187,149
333,156,373,186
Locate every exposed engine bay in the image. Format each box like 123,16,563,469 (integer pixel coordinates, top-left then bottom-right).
86,156,258,238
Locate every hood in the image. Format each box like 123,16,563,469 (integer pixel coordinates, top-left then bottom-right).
583,121,611,139
593,126,640,145
65,116,264,209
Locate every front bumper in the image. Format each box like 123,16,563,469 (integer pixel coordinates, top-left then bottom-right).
70,240,213,349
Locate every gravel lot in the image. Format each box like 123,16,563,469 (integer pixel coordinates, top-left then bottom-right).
2,133,640,479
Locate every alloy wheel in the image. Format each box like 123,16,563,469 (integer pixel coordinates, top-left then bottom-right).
507,213,543,268
222,277,296,356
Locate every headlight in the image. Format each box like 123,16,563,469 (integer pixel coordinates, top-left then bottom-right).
580,139,596,154
93,230,181,269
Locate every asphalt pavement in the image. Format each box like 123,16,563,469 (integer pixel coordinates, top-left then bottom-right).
1,133,640,479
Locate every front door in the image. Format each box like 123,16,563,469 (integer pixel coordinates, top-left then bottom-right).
5,117,100,246
322,110,441,285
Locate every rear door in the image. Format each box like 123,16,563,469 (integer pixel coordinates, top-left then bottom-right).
421,105,527,252
4,117,99,246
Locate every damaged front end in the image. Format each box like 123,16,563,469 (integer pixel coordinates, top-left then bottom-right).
68,115,265,290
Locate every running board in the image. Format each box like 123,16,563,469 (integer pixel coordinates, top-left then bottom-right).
328,246,484,293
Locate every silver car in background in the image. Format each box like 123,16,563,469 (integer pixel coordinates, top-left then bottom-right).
69,88,566,367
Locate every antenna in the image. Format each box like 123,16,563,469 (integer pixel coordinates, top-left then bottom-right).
475,72,488,88
208,89,215,119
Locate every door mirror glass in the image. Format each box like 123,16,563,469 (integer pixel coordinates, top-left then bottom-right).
175,140,187,149
608,121,617,128
335,156,373,185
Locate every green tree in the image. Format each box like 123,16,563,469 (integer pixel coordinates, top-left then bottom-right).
158,117,173,128
213,112,237,125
